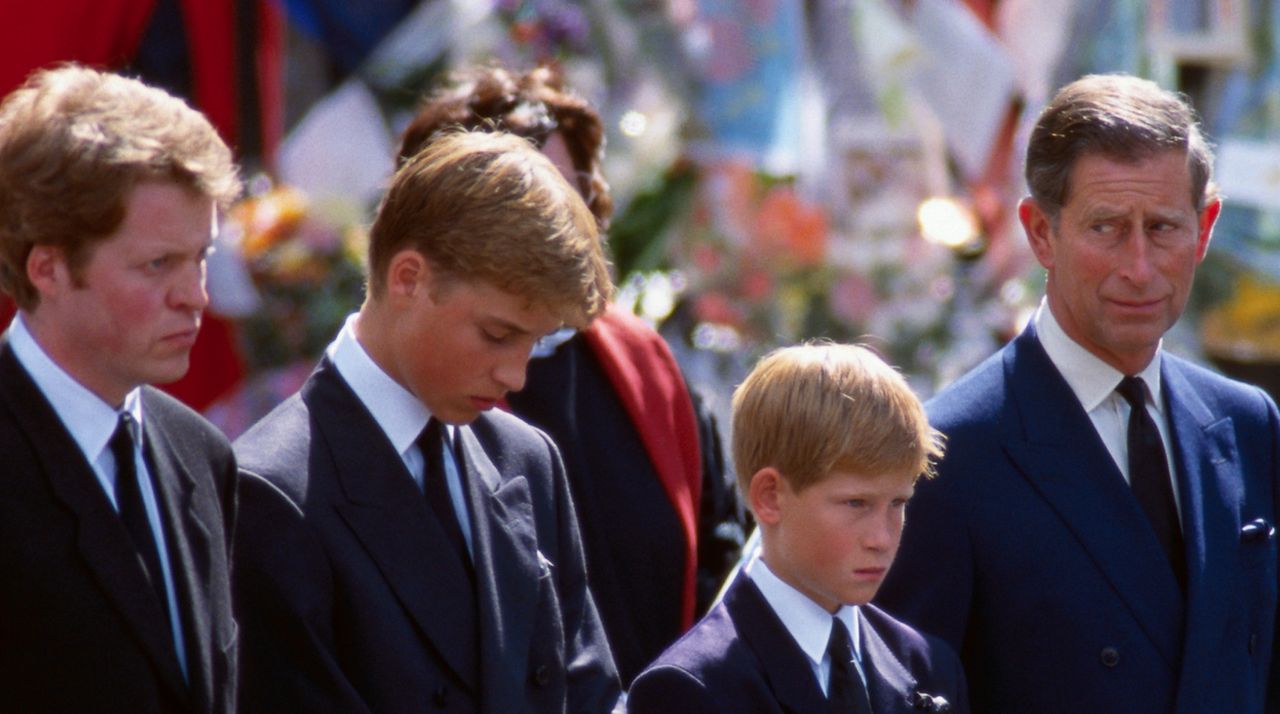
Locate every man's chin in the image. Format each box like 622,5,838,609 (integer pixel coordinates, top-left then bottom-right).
150,358,193,388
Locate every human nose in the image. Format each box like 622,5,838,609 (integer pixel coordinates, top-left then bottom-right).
864,508,901,551
171,260,209,312
492,349,530,393
1118,231,1156,285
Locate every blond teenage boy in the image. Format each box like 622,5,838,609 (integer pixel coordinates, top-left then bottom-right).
231,130,621,713
628,344,967,713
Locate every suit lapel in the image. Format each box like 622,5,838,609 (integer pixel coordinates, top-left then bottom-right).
1161,359,1240,710
858,609,917,714
0,340,188,698
1000,327,1184,669
142,395,215,711
456,426,541,714
309,362,480,692
725,575,829,714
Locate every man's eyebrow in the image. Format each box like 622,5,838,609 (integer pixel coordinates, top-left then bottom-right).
478,315,538,336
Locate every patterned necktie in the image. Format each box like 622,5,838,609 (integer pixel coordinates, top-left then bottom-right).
1116,376,1186,590
110,413,168,607
827,617,872,714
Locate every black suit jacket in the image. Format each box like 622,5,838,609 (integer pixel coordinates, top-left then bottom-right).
628,574,967,713
0,336,239,713
232,358,620,713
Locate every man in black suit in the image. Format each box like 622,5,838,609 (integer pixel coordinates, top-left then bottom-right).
0,65,242,712
232,130,621,713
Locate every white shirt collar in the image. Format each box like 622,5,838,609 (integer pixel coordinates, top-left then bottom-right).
325,313,432,456
9,313,143,466
746,553,862,667
1034,299,1163,411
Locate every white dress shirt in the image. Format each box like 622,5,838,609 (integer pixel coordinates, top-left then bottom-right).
746,553,868,695
1034,301,1182,518
326,314,473,557
10,313,189,678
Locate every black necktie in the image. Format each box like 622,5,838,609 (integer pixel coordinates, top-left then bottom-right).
1116,376,1186,590
418,418,473,576
827,618,872,714
110,413,169,607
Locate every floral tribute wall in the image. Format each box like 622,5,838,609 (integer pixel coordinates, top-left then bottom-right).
208,0,1280,433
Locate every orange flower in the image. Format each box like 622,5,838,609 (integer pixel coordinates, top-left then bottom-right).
753,187,827,266
236,187,309,259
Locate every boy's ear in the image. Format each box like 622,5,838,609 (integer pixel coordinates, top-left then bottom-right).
748,467,785,526
386,249,431,305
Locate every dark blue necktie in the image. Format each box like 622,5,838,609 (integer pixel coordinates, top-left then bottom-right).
418,418,473,579
1116,376,1186,591
827,618,872,714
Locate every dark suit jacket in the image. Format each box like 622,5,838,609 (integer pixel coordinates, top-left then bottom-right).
232,358,620,714
627,574,967,714
877,324,1280,713
0,336,239,713
508,305,747,685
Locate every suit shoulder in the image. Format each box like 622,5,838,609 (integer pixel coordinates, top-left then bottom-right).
1165,353,1276,412
140,386,233,456
141,387,228,441
632,602,762,703
645,602,743,675
470,408,559,463
233,393,315,502
861,603,965,680
926,347,1010,432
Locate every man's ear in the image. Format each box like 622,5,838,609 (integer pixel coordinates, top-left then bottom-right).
1018,197,1056,270
749,467,786,526
385,249,431,305
26,244,70,298
1195,197,1222,263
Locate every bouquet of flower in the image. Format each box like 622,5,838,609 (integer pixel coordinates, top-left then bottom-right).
229,181,369,372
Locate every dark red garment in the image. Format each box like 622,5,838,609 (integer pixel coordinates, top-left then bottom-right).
581,304,702,630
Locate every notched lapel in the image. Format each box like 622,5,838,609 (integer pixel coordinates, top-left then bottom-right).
726,577,829,714
458,427,541,712
859,610,918,713
311,367,480,691
1162,363,1247,706
143,417,217,710
0,344,188,698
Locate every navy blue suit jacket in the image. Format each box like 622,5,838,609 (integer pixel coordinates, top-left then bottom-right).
0,337,239,713
877,324,1280,713
232,358,620,713
628,574,967,713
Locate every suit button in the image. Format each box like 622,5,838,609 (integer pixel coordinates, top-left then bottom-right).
1100,647,1120,667
432,686,447,708
532,664,551,687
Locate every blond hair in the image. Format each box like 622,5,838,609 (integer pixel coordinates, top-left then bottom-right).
0,64,241,310
731,343,943,497
368,129,611,327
